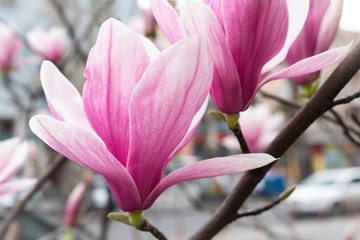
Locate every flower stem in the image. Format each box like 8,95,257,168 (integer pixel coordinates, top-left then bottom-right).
110,211,168,240
225,113,250,153
138,219,168,240
64,227,73,240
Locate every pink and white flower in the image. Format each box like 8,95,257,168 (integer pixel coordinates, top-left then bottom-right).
64,171,92,227
29,18,275,212
0,22,21,71
0,137,36,195
285,0,344,85
26,26,68,62
151,0,350,113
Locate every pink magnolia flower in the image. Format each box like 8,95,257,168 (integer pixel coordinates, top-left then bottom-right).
29,18,275,212
64,171,92,227
0,137,36,195
240,105,284,153
151,0,350,113
285,0,343,85
0,22,21,71
26,26,67,62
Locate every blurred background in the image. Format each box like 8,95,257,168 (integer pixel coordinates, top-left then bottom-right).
0,0,360,239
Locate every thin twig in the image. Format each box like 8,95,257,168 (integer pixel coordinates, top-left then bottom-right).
0,154,67,238
237,200,282,218
260,91,300,109
82,0,115,41
231,127,251,153
48,0,87,63
351,113,360,127
136,219,168,240
177,183,217,212
190,41,360,240
329,109,360,145
1,72,28,112
261,91,360,141
332,90,360,107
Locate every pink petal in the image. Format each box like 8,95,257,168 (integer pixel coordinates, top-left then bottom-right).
142,154,276,209
83,18,151,166
0,178,36,195
0,141,29,184
203,0,224,30
181,1,242,113
261,43,351,85
150,0,187,43
29,115,141,211
285,0,329,66
65,180,88,226
263,0,310,71
40,61,90,127
315,0,343,54
0,137,20,171
127,36,213,202
0,23,21,70
26,27,67,62
166,96,209,164
137,34,160,61
222,0,289,104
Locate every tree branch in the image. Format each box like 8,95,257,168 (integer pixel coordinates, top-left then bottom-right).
332,90,360,107
329,109,360,145
237,186,295,218
190,41,360,240
136,219,168,240
0,154,67,238
48,0,87,63
260,91,360,141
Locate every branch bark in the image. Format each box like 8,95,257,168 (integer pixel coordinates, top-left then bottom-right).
190,41,360,240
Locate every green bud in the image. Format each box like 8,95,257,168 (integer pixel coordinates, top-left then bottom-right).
208,110,226,123
107,212,132,226
279,185,296,200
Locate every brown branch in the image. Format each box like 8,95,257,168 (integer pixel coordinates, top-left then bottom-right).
260,91,300,109
48,0,87,63
329,109,360,145
190,41,360,240
332,90,360,107
82,0,116,41
261,91,360,141
231,127,251,153
237,186,295,218
351,113,360,127
0,154,67,238
136,219,168,240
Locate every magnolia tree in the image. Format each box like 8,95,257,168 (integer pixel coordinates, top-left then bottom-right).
0,0,360,239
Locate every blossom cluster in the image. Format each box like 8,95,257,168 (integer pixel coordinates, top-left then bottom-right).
27,0,347,215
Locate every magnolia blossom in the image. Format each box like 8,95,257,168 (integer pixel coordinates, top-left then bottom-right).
0,137,36,195
240,105,284,153
285,0,343,85
129,9,157,36
0,22,21,71
30,18,275,212
151,0,350,113
26,26,67,62
64,171,92,227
